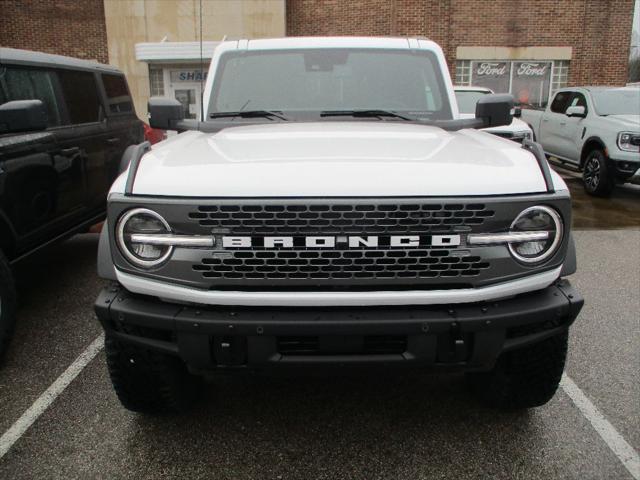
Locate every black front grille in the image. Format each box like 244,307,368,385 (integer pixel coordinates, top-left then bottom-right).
193,249,490,281
277,335,407,355
188,203,494,235
110,195,569,289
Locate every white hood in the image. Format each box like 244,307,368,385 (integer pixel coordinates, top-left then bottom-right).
115,122,564,197
602,114,640,128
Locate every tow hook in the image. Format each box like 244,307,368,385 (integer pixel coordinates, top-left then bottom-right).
451,322,467,362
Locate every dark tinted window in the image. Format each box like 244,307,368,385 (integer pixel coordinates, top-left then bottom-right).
102,74,133,114
550,91,572,113
57,70,101,124
0,67,62,126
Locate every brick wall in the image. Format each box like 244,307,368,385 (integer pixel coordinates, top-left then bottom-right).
0,0,108,63
286,0,634,86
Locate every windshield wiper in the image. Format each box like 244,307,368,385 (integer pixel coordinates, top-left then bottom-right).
209,110,288,121
320,109,415,121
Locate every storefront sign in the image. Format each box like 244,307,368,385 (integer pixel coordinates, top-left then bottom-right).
469,60,554,107
475,62,509,76
170,70,207,82
471,61,511,93
515,62,548,76
512,61,551,106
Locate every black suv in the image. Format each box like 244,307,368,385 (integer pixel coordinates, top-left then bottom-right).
0,48,143,357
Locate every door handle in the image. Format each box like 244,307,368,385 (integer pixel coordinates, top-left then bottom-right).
106,137,120,145
58,147,81,156
542,118,549,122
559,122,566,126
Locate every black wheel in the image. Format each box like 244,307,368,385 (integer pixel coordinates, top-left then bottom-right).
0,250,17,361
583,149,614,196
467,331,568,410
105,336,202,414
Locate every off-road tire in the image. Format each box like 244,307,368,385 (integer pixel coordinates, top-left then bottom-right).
583,149,614,197
467,331,568,410
105,336,202,414
0,250,17,361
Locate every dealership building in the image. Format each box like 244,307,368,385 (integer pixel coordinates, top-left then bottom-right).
0,0,635,116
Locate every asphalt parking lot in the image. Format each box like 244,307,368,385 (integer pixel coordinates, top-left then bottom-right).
0,170,638,479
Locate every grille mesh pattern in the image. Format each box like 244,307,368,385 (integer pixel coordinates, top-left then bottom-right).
188,203,495,235
193,249,490,281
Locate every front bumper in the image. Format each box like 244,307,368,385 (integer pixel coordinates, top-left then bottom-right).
95,280,583,373
627,167,640,185
610,158,640,183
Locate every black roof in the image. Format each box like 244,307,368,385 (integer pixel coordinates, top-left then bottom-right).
0,47,123,74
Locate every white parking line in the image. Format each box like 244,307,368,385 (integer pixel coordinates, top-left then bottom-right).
1,334,638,479
0,333,104,460
561,374,640,480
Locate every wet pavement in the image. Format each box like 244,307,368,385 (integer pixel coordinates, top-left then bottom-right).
550,160,640,230
0,168,638,479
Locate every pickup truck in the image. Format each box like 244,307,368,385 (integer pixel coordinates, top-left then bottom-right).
521,86,640,196
94,37,583,414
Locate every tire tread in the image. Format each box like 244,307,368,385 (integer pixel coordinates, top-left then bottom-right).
105,336,201,413
468,331,568,410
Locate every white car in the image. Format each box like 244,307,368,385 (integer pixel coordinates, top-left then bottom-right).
521,86,640,196
94,37,582,414
454,86,533,142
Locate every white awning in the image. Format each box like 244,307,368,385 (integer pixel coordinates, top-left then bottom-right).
135,42,220,63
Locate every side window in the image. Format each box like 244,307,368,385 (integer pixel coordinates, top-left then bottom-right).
0,67,62,127
550,91,572,114
101,74,133,114
57,70,102,124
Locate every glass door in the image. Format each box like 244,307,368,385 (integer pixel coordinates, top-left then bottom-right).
173,88,200,119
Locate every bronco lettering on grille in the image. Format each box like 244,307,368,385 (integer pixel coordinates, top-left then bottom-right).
221,235,461,249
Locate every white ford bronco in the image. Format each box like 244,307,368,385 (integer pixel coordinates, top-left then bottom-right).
94,37,583,413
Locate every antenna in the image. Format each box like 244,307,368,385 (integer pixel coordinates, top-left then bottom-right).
199,0,204,121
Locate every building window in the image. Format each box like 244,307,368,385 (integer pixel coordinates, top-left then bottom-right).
551,60,570,95
149,66,164,97
456,59,570,107
455,60,471,85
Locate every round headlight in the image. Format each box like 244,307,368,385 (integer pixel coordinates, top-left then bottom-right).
116,208,172,268
508,206,563,264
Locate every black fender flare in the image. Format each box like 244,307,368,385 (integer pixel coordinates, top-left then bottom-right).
580,136,607,168
0,210,17,256
97,220,117,280
560,233,577,277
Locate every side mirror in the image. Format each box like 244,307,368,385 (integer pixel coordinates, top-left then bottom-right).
566,105,586,118
475,93,514,128
0,100,48,133
513,106,522,118
148,97,184,129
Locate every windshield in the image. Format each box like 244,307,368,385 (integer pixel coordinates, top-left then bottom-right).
590,89,640,116
208,49,452,120
454,90,490,114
